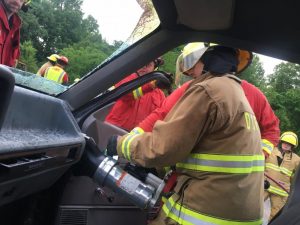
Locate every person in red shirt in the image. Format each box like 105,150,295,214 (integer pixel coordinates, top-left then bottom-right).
133,43,280,157
105,59,169,131
241,80,280,157
0,0,29,67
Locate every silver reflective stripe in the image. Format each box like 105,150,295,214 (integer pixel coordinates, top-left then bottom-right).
164,200,214,225
262,141,273,152
163,197,262,225
182,157,264,168
176,154,264,174
57,70,65,83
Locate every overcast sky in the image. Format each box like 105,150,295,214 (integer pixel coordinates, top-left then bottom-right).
82,0,142,43
82,0,282,74
258,54,283,75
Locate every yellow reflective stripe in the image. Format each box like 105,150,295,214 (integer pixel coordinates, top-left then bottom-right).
163,197,262,225
262,139,274,155
266,163,293,176
133,89,139,99
137,87,143,97
280,167,293,176
268,186,289,197
121,134,139,161
176,154,264,174
132,87,143,99
266,163,280,171
164,166,172,173
161,196,167,203
130,127,145,135
176,163,264,174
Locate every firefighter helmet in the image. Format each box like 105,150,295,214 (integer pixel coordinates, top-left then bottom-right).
175,42,208,86
47,54,59,62
175,42,253,86
203,43,252,74
236,49,253,74
58,56,69,65
280,131,298,148
177,43,207,74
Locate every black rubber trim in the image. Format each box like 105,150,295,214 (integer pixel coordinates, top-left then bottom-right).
0,66,15,130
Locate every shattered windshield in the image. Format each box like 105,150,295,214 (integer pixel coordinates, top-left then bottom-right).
12,0,159,95
8,67,67,95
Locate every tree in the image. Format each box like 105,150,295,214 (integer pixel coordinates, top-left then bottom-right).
160,50,179,75
268,63,300,93
20,0,102,63
266,62,300,152
60,36,116,82
19,41,38,73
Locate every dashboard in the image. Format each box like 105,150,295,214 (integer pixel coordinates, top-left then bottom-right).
0,67,85,206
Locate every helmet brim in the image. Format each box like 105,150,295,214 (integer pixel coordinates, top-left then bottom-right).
236,49,253,74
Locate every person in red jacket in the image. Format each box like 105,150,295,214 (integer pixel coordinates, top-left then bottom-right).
105,58,169,131
0,0,30,67
133,43,280,157
241,80,280,156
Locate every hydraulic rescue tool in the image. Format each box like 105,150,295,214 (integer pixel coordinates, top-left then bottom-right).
82,134,167,210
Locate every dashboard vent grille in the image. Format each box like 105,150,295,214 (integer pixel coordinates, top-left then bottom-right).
59,209,88,225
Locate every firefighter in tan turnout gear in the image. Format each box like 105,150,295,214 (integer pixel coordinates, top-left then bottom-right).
265,131,300,220
107,44,264,225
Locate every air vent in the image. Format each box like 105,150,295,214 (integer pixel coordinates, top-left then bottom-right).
59,209,88,225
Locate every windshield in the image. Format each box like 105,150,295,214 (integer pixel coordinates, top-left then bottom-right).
11,0,159,95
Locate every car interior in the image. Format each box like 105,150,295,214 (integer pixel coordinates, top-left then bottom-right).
0,0,300,224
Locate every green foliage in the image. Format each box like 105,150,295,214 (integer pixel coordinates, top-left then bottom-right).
266,63,300,152
61,37,114,82
160,48,180,74
19,0,118,82
223,54,300,152
269,63,300,93
19,41,38,72
20,0,101,62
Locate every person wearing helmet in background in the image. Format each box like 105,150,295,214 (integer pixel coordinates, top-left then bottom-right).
105,58,171,131
107,45,264,224
36,54,59,76
264,131,300,221
0,0,30,67
133,43,280,159
44,55,69,85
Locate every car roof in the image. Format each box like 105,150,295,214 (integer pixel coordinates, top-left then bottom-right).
157,0,300,63
60,0,300,110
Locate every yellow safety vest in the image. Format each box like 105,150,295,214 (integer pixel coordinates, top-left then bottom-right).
44,66,66,84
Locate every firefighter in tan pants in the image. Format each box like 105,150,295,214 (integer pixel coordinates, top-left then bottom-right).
265,131,300,221
107,45,264,225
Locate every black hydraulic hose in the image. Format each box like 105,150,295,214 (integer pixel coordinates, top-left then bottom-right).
265,173,290,194
81,135,106,177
